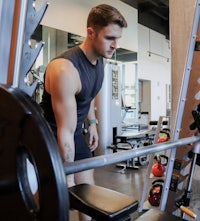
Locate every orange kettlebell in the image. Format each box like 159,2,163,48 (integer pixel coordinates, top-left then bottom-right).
152,154,168,177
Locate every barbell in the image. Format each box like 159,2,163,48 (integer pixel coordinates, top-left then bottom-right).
0,84,200,221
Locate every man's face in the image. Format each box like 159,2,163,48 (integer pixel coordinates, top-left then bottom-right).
91,24,123,59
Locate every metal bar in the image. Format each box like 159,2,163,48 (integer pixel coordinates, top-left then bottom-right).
186,148,197,191
64,135,200,175
12,0,28,88
181,149,197,219
160,147,177,211
0,1,15,84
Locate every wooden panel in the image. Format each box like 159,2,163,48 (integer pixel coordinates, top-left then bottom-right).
167,0,199,212
170,0,197,134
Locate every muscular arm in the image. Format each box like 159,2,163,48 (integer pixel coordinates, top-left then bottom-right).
45,59,81,163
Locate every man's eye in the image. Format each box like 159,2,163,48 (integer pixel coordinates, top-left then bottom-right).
106,37,115,40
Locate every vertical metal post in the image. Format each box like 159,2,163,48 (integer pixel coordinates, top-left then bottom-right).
0,1,15,84
160,147,177,210
12,0,28,88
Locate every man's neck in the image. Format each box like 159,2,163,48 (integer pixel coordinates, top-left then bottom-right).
79,42,98,65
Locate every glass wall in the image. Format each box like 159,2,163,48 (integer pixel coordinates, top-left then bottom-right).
121,62,138,125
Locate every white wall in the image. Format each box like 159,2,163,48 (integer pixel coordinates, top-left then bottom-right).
35,0,138,52
138,25,171,121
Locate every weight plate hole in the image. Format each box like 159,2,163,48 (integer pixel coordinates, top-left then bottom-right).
16,146,40,216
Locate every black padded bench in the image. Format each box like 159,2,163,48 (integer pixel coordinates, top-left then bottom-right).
135,209,187,221
68,183,138,221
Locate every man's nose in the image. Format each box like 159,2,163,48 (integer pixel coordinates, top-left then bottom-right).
111,39,117,49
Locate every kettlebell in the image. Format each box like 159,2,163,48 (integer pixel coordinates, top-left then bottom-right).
148,179,164,207
157,128,170,143
152,154,168,177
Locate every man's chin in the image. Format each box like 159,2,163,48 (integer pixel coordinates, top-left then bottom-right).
104,53,114,59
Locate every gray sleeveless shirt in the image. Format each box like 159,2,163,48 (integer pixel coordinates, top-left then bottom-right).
40,46,104,135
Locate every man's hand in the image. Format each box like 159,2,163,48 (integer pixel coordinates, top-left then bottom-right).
88,124,99,152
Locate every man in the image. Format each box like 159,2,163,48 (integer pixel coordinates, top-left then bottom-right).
40,4,127,220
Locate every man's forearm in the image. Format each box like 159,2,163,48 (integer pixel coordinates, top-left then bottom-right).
62,142,75,162
87,99,96,121
57,130,75,163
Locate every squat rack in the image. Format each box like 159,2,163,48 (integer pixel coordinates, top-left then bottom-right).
1,0,200,220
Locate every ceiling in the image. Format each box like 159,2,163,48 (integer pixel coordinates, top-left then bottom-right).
120,0,169,39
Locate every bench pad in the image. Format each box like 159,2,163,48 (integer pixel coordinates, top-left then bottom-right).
69,183,138,221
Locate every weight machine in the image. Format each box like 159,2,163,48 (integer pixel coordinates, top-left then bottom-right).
0,0,200,221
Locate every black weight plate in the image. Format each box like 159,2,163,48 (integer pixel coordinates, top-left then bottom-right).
0,84,69,221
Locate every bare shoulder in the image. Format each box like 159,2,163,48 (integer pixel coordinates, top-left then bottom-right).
46,58,76,79
45,58,81,94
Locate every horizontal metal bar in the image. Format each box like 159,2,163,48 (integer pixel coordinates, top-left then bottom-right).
64,135,200,175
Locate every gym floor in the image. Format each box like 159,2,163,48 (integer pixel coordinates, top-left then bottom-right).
69,163,200,221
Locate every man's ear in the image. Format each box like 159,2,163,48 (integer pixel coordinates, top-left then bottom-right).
87,27,96,39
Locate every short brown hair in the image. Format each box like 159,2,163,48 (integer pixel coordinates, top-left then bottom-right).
87,4,127,30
